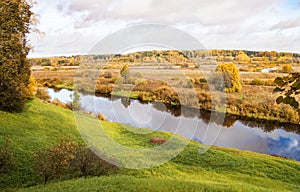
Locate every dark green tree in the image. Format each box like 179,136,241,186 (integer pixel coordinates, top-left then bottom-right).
274,73,300,109
0,0,33,112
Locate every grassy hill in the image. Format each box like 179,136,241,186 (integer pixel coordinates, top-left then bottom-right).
1,99,300,191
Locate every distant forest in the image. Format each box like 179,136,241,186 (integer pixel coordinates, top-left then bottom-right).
30,50,300,72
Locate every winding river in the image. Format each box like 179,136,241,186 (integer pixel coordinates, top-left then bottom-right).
47,88,300,161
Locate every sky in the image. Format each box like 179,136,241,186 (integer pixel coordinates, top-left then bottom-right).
28,0,300,58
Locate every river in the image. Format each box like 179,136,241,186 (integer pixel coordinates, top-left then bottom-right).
47,88,300,161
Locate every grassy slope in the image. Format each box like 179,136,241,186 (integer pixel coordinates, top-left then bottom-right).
0,99,299,191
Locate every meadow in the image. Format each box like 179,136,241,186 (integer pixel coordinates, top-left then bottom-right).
32,65,300,124
1,99,300,191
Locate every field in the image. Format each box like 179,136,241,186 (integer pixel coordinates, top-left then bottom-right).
32,64,300,124
1,99,300,191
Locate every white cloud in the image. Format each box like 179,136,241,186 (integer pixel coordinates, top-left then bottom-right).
272,17,300,30
29,0,300,57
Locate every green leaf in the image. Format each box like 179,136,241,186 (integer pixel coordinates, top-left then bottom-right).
273,87,285,93
276,96,283,104
274,77,285,87
291,78,300,90
283,96,299,109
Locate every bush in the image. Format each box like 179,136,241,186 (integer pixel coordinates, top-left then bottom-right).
150,137,166,144
213,62,242,93
27,76,37,98
102,71,112,79
51,99,68,109
282,64,293,73
250,78,264,86
239,67,250,72
34,140,119,184
95,84,114,94
71,146,119,178
199,78,207,83
138,92,148,101
184,78,194,88
35,89,51,102
34,140,78,184
153,86,179,105
0,140,13,174
97,113,106,121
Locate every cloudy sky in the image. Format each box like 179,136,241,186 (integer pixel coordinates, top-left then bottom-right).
29,0,300,57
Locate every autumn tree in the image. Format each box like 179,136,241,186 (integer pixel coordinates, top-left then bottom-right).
213,62,242,93
120,64,130,83
274,73,300,109
0,0,33,112
281,64,293,73
235,50,250,64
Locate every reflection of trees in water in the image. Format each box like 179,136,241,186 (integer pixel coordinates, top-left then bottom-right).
239,118,300,134
151,100,299,134
151,102,237,127
152,101,181,117
121,97,131,108
90,91,299,134
198,111,237,128
53,87,61,93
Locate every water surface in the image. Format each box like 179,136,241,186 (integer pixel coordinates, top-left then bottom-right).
48,88,300,161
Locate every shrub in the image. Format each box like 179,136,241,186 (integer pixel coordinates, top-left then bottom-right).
0,140,13,174
27,76,37,98
120,64,130,83
71,146,119,178
250,78,264,86
199,78,207,83
264,80,274,86
51,99,68,109
153,86,179,105
97,113,106,121
34,140,78,184
138,92,148,101
150,137,166,144
184,78,194,88
214,62,242,93
239,67,250,72
102,71,112,78
35,89,51,102
34,140,119,184
197,91,212,110
95,84,114,94
282,64,293,73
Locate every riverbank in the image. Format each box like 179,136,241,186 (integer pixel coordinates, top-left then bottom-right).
41,80,300,125
32,68,299,124
1,99,300,191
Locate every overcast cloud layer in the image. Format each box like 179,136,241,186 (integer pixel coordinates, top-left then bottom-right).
29,0,300,57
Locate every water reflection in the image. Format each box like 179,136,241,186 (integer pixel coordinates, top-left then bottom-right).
47,88,300,161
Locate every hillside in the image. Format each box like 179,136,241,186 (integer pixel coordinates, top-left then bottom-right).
1,99,300,191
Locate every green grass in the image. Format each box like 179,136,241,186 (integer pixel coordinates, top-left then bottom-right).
0,99,299,191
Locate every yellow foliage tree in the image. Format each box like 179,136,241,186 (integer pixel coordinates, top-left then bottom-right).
235,51,250,64
282,64,293,73
215,62,242,93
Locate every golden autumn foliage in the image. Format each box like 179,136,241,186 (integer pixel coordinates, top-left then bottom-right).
215,62,242,93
